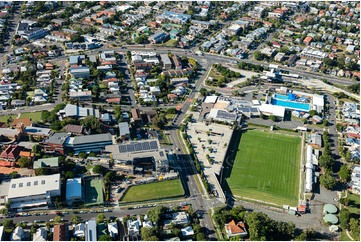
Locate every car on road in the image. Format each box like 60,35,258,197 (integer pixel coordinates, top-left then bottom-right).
62,211,69,215
79,211,87,214
34,213,40,216
55,211,62,215
49,219,54,222
34,220,43,223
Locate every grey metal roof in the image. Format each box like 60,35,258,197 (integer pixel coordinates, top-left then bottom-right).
119,122,130,136
67,133,113,145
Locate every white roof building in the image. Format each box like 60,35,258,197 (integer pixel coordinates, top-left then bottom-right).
33,227,47,241
204,95,218,104
181,226,194,237
85,220,97,241
11,226,24,241
7,174,61,209
257,103,285,118
107,222,118,238
73,223,85,238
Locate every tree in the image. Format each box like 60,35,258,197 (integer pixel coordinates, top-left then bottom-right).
339,208,351,229
269,115,277,122
2,219,14,229
141,227,158,241
295,228,317,241
98,234,112,241
41,110,50,122
147,206,166,223
349,218,360,241
65,171,75,179
309,110,318,116
54,215,62,223
17,157,31,168
322,119,329,126
81,116,102,134
71,215,82,224
50,120,62,131
96,213,105,224
92,165,104,175
320,172,337,190
196,233,206,241
70,33,84,42
338,165,351,182
35,168,49,176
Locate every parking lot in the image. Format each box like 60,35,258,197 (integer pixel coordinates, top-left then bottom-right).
186,119,233,198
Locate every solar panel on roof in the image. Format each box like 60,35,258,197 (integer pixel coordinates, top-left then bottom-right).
150,141,158,149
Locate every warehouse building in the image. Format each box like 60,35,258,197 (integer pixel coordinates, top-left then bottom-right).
2,174,61,210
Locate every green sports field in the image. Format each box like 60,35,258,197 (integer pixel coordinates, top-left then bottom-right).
227,129,301,206
121,179,184,203
84,177,104,206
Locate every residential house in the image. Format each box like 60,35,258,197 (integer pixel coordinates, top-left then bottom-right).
0,145,22,161
33,227,47,241
274,52,286,62
181,226,194,237
119,122,130,140
149,31,169,44
171,55,182,70
131,108,142,126
224,220,248,239
63,124,84,135
69,66,90,79
73,223,85,238
53,224,68,241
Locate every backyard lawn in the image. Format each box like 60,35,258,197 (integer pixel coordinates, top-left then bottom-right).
20,112,42,122
0,115,16,123
121,179,184,203
227,129,301,206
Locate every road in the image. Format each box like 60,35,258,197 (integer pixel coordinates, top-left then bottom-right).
0,3,21,60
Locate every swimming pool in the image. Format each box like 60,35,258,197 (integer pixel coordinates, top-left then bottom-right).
274,94,289,100
271,98,310,111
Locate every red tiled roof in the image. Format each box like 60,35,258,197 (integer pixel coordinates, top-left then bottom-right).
11,118,32,127
225,220,246,235
303,36,313,43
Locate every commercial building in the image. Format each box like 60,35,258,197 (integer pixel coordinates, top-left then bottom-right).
33,157,59,173
5,174,61,210
66,178,83,205
160,54,172,69
59,104,100,119
41,133,70,154
21,28,49,41
64,133,113,154
85,220,97,241
208,109,238,124
105,139,169,174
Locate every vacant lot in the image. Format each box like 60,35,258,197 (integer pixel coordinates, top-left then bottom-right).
85,177,104,206
228,129,301,206
121,179,184,203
